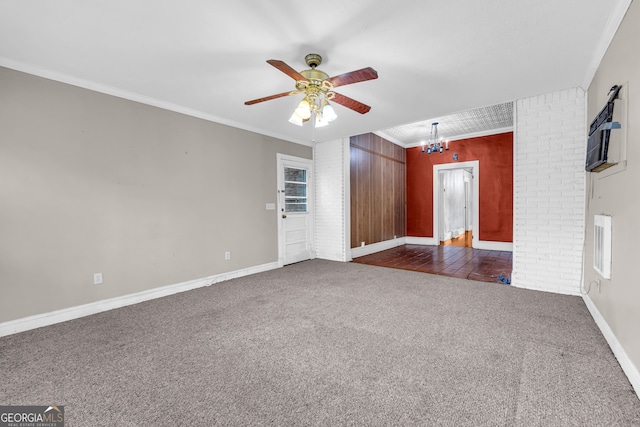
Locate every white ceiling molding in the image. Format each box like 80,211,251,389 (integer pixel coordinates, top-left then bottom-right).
0,56,314,147
581,0,633,90
372,131,406,148
402,127,514,149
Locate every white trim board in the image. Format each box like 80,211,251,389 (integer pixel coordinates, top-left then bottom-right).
405,236,511,251
350,237,406,259
475,241,513,251
342,138,353,262
582,294,640,400
0,261,280,338
433,161,480,249
406,236,439,246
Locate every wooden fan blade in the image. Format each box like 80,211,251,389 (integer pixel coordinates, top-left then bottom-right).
328,67,378,88
331,92,371,114
244,91,296,105
267,59,307,81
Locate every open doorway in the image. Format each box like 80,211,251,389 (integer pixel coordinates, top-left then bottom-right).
439,168,473,247
433,161,479,249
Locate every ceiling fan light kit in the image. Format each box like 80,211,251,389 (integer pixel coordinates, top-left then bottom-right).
245,53,378,127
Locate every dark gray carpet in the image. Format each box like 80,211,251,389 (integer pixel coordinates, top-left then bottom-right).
1,260,639,426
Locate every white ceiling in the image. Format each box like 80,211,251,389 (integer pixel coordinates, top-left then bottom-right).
0,1,629,147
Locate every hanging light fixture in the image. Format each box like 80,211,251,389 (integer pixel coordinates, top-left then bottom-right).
288,86,338,128
245,54,378,129
285,54,340,128
421,122,449,154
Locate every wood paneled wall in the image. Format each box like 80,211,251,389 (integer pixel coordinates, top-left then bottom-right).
350,133,406,248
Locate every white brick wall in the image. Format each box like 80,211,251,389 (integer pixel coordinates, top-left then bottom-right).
314,138,350,262
513,87,586,295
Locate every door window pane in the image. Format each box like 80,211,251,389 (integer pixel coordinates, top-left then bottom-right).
285,168,306,183
284,167,307,213
285,182,306,197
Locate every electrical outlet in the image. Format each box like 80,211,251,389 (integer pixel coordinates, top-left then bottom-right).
93,273,103,285
225,251,231,260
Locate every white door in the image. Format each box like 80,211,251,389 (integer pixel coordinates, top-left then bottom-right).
277,154,314,266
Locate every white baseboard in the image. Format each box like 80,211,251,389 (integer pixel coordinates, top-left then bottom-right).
405,236,438,246
0,261,280,338
582,294,640,400
405,236,512,252
351,237,406,259
475,240,513,251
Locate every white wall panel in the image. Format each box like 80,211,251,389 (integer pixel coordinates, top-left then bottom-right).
512,88,586,295
314,139,350,262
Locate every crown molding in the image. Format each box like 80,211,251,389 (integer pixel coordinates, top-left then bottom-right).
0,57,314,147
581,0,633,90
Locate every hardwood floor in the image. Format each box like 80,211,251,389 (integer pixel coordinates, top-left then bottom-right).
441,230,472,247
352,244,512,283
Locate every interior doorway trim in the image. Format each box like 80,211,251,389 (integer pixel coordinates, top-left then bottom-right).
433,161,480,249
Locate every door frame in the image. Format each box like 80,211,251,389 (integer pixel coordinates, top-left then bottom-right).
433,160,479,248
276,154,315,267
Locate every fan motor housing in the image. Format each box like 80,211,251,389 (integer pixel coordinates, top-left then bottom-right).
300,68,329,82
297,68,332,93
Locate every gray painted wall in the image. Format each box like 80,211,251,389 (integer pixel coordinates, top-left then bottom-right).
585,0,640,378
0,67,311,322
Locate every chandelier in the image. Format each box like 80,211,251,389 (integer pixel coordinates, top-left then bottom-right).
421,122,449,154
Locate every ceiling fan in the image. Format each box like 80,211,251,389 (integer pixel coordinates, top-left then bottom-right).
244,53,378,127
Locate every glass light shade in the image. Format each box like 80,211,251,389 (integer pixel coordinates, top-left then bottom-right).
294,99,312,119
315,114,329,128
322,103,337,122
288,112,304,126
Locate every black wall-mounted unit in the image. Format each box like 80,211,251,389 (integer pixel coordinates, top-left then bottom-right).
586,85,622,172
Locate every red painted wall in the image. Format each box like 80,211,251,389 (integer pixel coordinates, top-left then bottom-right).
406,132,513,242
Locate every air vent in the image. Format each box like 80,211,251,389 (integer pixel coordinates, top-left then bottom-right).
594,215,612,279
